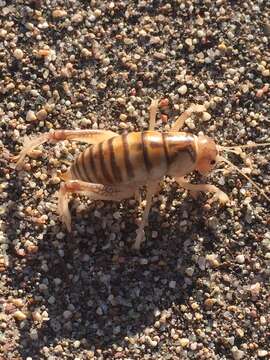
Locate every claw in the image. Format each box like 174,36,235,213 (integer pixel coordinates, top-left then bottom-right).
208,191,229,205
58,183,72,232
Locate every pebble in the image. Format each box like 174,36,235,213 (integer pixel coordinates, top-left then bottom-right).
52,9,67,18
202,112,211,121
185,38,193,47
178,85,188,95
73,340,80,348
204,298,216,309
32,311,42,322
179,338,189,348
13,48,24,60
11,298,24,308
63,310,72,320
36,109,48,121
71,13,84,23
231,346,245,360
185,267,194,277
153,52,166,60
258,350,268,357
119,114,127,121
96,307,103,316
197,30,205,38
26,110,37,122
13,310,27,321
236,254,245,264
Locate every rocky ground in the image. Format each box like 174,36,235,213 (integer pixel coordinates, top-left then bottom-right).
0,0,270,359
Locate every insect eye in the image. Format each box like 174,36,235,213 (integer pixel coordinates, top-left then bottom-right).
210,160,216,165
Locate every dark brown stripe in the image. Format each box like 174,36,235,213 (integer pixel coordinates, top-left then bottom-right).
122,134,134,179
108,137,123,182
162,133,171,166
141,132,152,172
77,153,89,181
89,146,99,183
82,149,93,182
99,142,114,184
74,159,84,180
187,145,196,163
70,166,76,179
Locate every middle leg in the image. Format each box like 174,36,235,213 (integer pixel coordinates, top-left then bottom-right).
148,99,159,131
171,104,206,131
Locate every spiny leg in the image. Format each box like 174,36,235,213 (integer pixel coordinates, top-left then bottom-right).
171,104,206,131
58,180,138,231
13,129,117,169
133,183,159,250
176,177,229,204
148,99,159,131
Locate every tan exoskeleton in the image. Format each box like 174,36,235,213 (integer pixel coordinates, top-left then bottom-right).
13,100,270,249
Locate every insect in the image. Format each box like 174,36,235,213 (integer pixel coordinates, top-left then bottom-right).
13,100,270,249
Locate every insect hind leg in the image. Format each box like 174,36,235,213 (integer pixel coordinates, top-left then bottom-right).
13,129,117,169
58,180,138,232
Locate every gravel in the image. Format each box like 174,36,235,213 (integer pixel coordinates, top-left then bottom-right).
0,1,270,359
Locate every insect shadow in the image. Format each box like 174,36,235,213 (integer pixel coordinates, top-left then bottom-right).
4,182,219,359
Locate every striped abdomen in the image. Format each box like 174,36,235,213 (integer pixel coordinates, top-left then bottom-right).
69,131,197,185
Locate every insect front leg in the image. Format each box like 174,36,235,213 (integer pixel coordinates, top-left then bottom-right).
133,183,159,250
171,104,206,131
148,98,159,131
13,129,117,169
176,177,229,204
58,180,138,232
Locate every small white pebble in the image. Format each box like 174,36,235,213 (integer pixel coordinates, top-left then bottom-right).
26,110,37,122
96,307,103,316
236,254,245,264
258,350,268,358
178,85,188,95
262,69,270,77
73,340,80,348
202,112,211,121
197,30,205,38
14,48,24,60
199,83,205,91
185,38,193,47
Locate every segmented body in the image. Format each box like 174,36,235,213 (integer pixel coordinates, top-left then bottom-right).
68,131,197,185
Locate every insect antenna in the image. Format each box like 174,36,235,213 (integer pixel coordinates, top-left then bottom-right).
219,142,270,151
217,155,270,202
